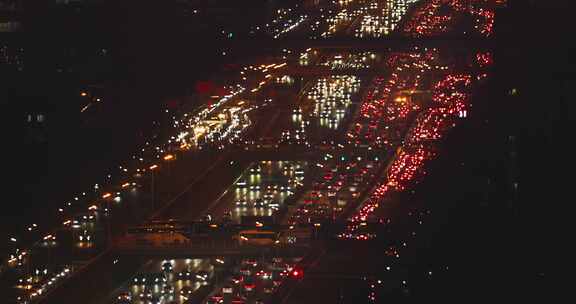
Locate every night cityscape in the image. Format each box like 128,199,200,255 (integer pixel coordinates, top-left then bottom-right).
0,0,567,303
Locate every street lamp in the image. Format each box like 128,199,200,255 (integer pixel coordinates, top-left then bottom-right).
149,164,159,210
163,154,175,176
163,154,175,161
100,193,114,248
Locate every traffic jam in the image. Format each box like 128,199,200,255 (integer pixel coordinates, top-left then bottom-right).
3,1,500,303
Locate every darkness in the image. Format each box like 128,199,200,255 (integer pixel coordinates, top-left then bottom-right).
412,0,573,300
0,0,276,249
0,0,572,302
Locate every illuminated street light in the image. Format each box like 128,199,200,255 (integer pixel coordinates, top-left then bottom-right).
163,154,175,161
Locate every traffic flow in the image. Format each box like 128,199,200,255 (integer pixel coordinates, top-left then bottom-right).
1,1,502,303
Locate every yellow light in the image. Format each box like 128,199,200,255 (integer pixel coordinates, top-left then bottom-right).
102,193,112,199
121,182,131,188
274,62,287,69
163,154,174,161
80,92,87,97
149,164,158,170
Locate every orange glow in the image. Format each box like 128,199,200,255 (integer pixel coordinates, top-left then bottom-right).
80,92,88,97
102,193,112,199
149,164,158,170
163,154,175,161
121,182,130,188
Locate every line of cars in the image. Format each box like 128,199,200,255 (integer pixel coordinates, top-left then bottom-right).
114,258,217,304
204,257,301,304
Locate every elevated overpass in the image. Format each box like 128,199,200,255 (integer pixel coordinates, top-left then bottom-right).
233,36,495,51
112,241,311,258
228,144,386,161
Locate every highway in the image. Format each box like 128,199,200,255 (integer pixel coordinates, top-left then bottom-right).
0,1,504,304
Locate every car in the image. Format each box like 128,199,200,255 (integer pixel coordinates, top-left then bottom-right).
161,261,173,272
137,291,153,300
242,259,258,267
176,271,193,280
180,286,194,298
162,284,174,296
253,199,266,208
209,292,225,303
239,267,251,276
256,270,272,280
116,291,132,304
243,277,256,292
263,285,275,294
243,282,256,292
230,274,244,284
195,271,210,282
149,273,167,285
235,200,248,207
132,273,148,285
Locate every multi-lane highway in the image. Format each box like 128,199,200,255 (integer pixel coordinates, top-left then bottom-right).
0,1,504,303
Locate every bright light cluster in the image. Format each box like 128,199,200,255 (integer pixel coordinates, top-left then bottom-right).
307,75,360,130
173,86,254,149
475,51,493,68
321,52,377,70
5,59,286,295
17,266,72,302
287,157,380,226
340,0,497,238
260,8,309,39
230,161,305,221
322,8,358,37
472,7,495,37
348,51,444,149
342,70,479,239
402,0,496,37
354,0,419,38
